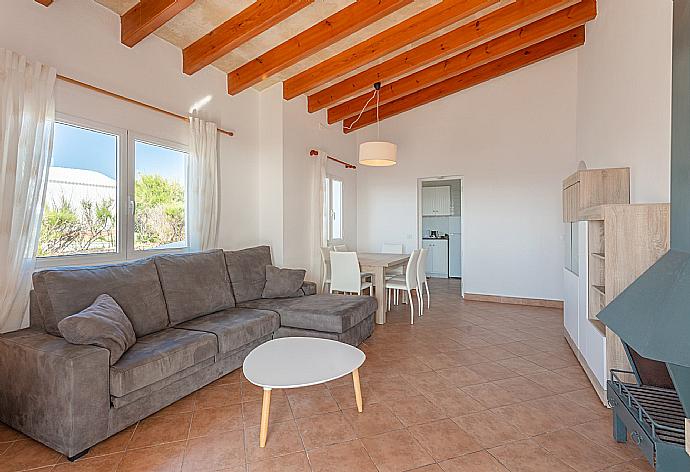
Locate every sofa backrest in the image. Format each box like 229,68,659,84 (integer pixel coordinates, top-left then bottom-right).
224,246,272,303
32,258,169,338
154,249,235,325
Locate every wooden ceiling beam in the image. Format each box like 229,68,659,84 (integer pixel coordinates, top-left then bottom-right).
35,0,53,6
309,0,577,113
330,0,595,124
282,0,499,100
227,0,413,95
342,27,585,133
183,0,313,76
121,0,194,47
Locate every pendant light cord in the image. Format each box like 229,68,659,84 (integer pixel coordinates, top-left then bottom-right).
376,88,380,140
344,88,379,131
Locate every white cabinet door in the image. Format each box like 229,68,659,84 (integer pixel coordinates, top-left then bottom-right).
437,186,451,215
422,188,435,216
433,241,448,276
422,240,434,273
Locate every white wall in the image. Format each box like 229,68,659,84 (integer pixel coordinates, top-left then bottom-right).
355,52,579,301
0,0,262,251
575,0,673,203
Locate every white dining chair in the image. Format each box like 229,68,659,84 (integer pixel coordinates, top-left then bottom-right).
416,248,430,314
330,252,373,295
381,242,404,303
332,244,348,252
320,246,332,293
385,249,420,324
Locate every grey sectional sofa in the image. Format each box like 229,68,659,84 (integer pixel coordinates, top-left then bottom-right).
0,246,376,459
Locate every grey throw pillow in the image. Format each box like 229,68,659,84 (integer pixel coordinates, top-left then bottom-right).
262,265,306,299
57,294,136,365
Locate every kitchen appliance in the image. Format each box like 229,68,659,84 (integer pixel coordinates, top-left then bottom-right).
430,230,439,238
598,5,690,470
449,216,462,277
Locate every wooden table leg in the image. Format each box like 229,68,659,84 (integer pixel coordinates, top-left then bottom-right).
259,388,271,448
352,368,363,413
373,266,386,324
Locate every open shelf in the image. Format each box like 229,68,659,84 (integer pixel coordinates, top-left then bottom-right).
591,252,606,260
592,285,606,296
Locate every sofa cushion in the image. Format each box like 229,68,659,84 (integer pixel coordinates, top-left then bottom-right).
262,266,306,299
33,258,169,338
176,308,279,354
57,294,136,365
238,294,377,334
109,328,217,397
224,246,272,303
155,250,235,325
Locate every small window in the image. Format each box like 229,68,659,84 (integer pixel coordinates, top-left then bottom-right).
323,177,344,242
132,140,188,252
39,122,119,258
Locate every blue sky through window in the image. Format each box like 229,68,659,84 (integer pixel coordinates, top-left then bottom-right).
52,122,186,182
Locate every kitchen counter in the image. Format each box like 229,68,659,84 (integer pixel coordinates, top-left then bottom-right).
422,237,448,240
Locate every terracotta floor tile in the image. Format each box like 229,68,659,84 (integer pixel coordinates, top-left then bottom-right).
307,439,378,472
560,388,609,412
244,420,304,463
570,418,645,461
466,362,520,382
361,430,434,472
412,465,444,471
72,425,134,460
367,374,421,402
181,429,245,472
128,413,192,449
341,403,404,437
328,382,376,410
461,382,516,409
0,439,62,472
386,395,446,426
443,349,489,366
0,442,11,454
409,418,482,461
528,395,602,427
194,383,242,409
490,402,563,436
523,352,577,370
600,459,654,472
52,452,123,471
287,388,340,419
243,395,294,427
452,410,526,448
496,357,548,375
524,371,583,394
436,366,486,388
439,450,509,471
296,411,356,450
0,423,25,442
189,404,244,438
118,441,186,472
423,388,485,417
402,371,457,395
534,429,626,472
247,452,310,472
488,439,577,472
152,394,197,417
492,377,552,401
209,368,241,386
501,342,545,357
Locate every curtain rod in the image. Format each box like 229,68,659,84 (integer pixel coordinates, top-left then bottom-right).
57,75,235,137
309,149,356,169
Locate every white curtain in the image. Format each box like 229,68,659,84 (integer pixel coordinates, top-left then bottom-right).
308,149,327,288
188,117,219,251
0,49,56,333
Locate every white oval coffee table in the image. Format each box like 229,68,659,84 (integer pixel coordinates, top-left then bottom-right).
243,337,366,447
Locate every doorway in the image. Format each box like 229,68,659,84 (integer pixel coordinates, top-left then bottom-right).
417,177,463,289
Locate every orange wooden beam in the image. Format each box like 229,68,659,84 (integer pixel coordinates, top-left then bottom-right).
227,0,413,95
35,0,53,6
121,0,194,47
183,0,313,76
343,27,585,133
330,0,595,124
309,0,577,113
282,0,499,100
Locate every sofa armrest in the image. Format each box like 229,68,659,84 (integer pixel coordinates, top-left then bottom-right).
0,328,110,457
301,281,317,296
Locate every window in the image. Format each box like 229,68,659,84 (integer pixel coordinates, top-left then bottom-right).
38,116,188,266
323,176,343,243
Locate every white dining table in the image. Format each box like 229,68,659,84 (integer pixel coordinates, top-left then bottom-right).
357,252,410,324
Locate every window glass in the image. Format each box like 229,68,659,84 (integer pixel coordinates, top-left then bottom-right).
133,140,187,251
39,122,118,257
331,179,343,240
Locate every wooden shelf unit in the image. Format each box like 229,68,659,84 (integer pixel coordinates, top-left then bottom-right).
583,203,670,373
562,168,630,222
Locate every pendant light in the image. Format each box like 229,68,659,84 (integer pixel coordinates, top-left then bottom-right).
346,82,397,167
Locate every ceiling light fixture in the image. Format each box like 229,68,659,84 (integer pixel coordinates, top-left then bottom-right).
346,82,397,167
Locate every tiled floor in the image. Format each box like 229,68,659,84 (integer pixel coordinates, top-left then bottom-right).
0,279,653,472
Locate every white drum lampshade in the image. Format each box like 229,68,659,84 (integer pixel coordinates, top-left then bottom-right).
359,141,397,167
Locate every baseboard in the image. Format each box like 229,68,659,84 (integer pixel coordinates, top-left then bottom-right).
563,328,608,406
463,293,563,309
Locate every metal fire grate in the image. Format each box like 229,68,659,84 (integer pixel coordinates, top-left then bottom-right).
610,370,686,446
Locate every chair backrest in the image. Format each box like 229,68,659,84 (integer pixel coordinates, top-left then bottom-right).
332,244,348,252
416,248,428,288
320,247,331,278
381,242,404,254
329,251,362,293
405,250,420,288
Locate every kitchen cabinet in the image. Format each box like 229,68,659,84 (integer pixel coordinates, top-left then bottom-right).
422,186,451,216
422,239,448,277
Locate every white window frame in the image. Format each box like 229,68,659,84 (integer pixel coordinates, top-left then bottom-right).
37,114,189,268
325,175,344,244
